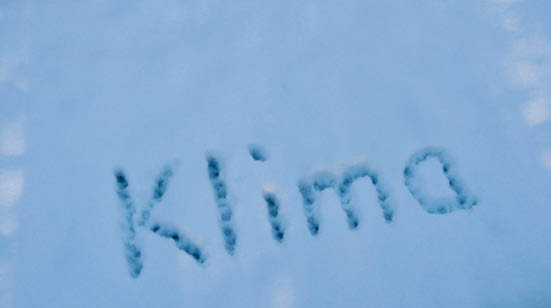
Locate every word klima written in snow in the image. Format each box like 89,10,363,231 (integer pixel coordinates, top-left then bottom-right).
114,145,478,278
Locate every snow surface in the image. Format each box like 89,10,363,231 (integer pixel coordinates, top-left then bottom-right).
2,1,551,307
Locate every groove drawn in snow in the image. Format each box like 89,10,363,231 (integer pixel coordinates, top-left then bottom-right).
298,163,394,236
403,147,478,214
114,146,479,278
262,188,285,243
138,165,174,226
247,144,284,243
339,163,394,223
114,170,143,278
114,166,206,279
206,153,237,255
298,171,337,235
248,144,268,162
149,222,206,264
